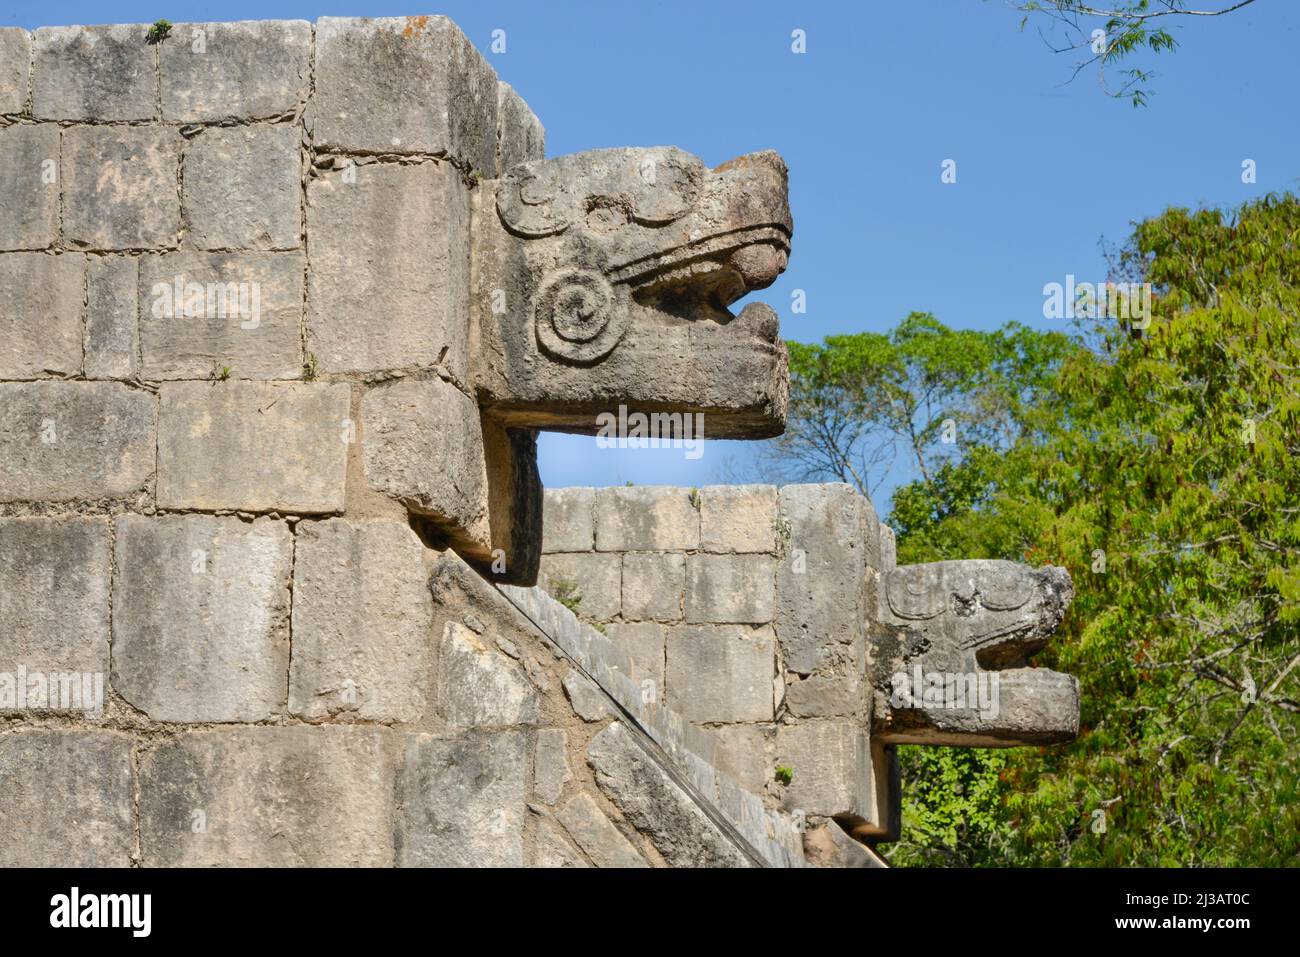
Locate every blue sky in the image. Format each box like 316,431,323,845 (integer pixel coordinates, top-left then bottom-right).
7,1,1295,513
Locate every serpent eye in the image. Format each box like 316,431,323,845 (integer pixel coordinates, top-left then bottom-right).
625,148,703,225
886,566,947,620
980,573,1035,611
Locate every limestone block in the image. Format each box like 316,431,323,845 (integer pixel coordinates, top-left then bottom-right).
157,380,349,513
775,484,874,675
182,124,302,251
0,730,134,866
603,622,665,691
0,517,110,695
0,382,155,502
361,378,488,544
700,484,777,554
311,16,498,174
533,817,588,868
774,720,870,820
307,162,470,380
112,514,292,723
62,126,181,250
534,729,572,806
621,552,685,621
685,553,776,624
562,668,616,722
139,726,397,866
0,29,29,114
595,486,699,552
85,255,139,379
0,124,58,249
587,722,751,867
0,252,83,377
32,25,155,121
496,81,545,173
539,552,621,621
784,673,862,718
556,792,647,868
289,519,433,723
160,20,311,122
665,625,775,723
541,487,595,553
711,724,769,794
396,730,528,867
436,621,539,731
139,250,305,379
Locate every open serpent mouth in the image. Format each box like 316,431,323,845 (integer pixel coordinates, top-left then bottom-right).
615,225,792,335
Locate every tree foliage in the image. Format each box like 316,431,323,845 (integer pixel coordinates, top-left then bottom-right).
785,193,1300,865
1011,0,1259,105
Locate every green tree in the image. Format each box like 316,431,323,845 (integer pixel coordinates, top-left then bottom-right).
781,193,1300,866
1010,1,1259,105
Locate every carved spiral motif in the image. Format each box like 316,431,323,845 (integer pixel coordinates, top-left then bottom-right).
534,268,626,363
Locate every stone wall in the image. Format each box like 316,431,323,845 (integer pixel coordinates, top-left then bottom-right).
539,484,900,840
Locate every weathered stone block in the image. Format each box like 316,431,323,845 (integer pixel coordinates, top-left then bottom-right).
139,726,397,866
139,251,304,379
604,622,665,691
700,484,777,554
0,124,58,249
436,621,539,730
0,730,134,866
85,255,139,379
587,721,751,867
62,126,181,250
541,487,595,553
496,81,545,173
157,381,349,513
306,162,470,380
182,124,302,251
396,730,527,867
595,486,699,552
621,552,685,621
665,625,775,723
0,252,83,377
112,514,291,723
685,553,776,624
311,16,498,173
0,382,155,502
711,724,769,794
361,378,488,543
289,519,433,723
0,29,29,114
774,720,870,820
784,673,862,718
562,668,616,722
534,728,571,805
0,517,110,699
534,817,587,868
539,552,621,621
32,25,155,121
160,20,311,122
556,792,647,868
775,484,874,674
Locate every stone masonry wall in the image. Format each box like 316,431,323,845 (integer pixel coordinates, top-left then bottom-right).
540,484,900,840
0,14,874,867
